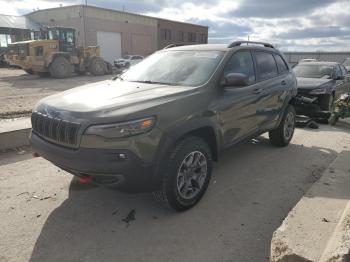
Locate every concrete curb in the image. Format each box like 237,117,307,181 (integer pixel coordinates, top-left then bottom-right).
0,118,31,150
271,151,350,262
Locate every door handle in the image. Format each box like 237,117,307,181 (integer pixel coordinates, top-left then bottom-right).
252,88,263,94
281,80,287,86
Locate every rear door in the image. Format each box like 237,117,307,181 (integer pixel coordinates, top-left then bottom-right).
253,51,288,129
217,50,260,145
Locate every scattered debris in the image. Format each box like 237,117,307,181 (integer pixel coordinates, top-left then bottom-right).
36,214,41,218
152,216,158,220
323,182,330,186
111,210,118,215
122,209,136,227
16,192,29,196
32,195,39,199
322,218,330,223
40,197,52,201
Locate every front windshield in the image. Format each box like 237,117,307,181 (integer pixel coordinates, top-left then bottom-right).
293,64,333,79
343,59,350,66
120,50,224,87
123,55,131,59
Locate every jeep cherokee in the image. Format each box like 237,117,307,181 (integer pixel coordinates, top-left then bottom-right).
30,41,297,211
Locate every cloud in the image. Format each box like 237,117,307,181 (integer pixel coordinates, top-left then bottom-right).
230,0,334,18
275,26,350,39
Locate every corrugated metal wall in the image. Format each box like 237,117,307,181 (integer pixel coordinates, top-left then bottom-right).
283,52,350,64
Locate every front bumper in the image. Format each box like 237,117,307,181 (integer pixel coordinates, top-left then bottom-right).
30,132,156,192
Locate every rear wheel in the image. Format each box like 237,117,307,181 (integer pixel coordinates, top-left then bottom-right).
89,57,106,76
49,56,72,78
269,105,296,147
152,136,212,211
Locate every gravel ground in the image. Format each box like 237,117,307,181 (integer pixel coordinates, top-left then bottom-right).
0,121,349,262
0,68,112,118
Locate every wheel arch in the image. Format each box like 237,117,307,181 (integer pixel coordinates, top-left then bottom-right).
47,52,71,67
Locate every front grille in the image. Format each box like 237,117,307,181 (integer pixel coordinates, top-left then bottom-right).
31,111,81,147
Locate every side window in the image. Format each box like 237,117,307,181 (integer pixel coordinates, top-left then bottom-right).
255,51,278,80
335,65,342,78
224,51,256,85
340,65,347,75
274,54,289,74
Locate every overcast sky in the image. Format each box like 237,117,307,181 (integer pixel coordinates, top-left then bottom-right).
1,0,350,51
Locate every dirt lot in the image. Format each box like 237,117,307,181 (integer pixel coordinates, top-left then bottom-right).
1,121,349,262
0,68,111,118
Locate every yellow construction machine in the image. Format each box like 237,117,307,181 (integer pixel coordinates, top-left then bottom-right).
5,26,111,78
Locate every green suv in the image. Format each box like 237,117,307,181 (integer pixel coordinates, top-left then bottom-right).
30,41,297,211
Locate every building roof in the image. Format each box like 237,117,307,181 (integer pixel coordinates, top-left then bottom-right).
0,14,40,30
27,4,209,29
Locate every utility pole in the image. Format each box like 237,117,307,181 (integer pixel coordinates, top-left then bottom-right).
82,0,88,47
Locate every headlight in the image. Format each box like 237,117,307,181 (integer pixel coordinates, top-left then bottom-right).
309,88,326,94
85,117,156,138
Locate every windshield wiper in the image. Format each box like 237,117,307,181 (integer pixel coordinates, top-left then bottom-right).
131,80,177,85
112,75,124,81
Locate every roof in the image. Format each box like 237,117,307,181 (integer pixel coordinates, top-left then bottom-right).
27,5,208,29
165,43,280,52
0,14,40,30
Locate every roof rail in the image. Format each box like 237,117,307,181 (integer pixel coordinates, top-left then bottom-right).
163,43,190,49
228,41,274,49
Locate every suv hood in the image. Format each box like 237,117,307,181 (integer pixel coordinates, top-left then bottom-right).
36,80,195,115
297,77,332,89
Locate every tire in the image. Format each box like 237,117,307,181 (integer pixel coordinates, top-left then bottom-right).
49,56,72,78
152,136,212,211
89,57,106,76
269,105,296,147
329,115,339,126
24,69,34,75
319,94,334,112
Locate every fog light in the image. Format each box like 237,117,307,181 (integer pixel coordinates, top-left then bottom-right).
116,153,126,161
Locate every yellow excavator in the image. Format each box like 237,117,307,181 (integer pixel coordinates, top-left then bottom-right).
5,26,111,78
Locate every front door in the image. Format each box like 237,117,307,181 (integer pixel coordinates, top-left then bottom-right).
217,50,260,145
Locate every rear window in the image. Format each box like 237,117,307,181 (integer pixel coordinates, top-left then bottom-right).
255,51,278,80
274,54,289,74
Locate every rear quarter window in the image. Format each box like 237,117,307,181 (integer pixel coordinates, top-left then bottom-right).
255,51,278,81
274,54,289,74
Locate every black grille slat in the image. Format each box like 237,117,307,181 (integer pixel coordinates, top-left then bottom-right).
31,112,80,147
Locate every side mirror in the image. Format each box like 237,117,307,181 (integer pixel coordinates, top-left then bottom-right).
222,73,249,88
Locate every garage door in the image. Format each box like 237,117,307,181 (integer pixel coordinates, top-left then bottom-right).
97,31,121,64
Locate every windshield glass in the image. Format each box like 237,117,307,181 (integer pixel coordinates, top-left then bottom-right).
123,55,131,59
343,59,350,66
293,64,333,79
120,50,224,87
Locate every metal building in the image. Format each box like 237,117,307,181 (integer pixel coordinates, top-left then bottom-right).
26,5,208,64
0,14,40,48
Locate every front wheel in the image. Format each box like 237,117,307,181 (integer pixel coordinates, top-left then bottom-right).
152,136,212,211
89,57,106,76
269,105,296,147
319,94,334,112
